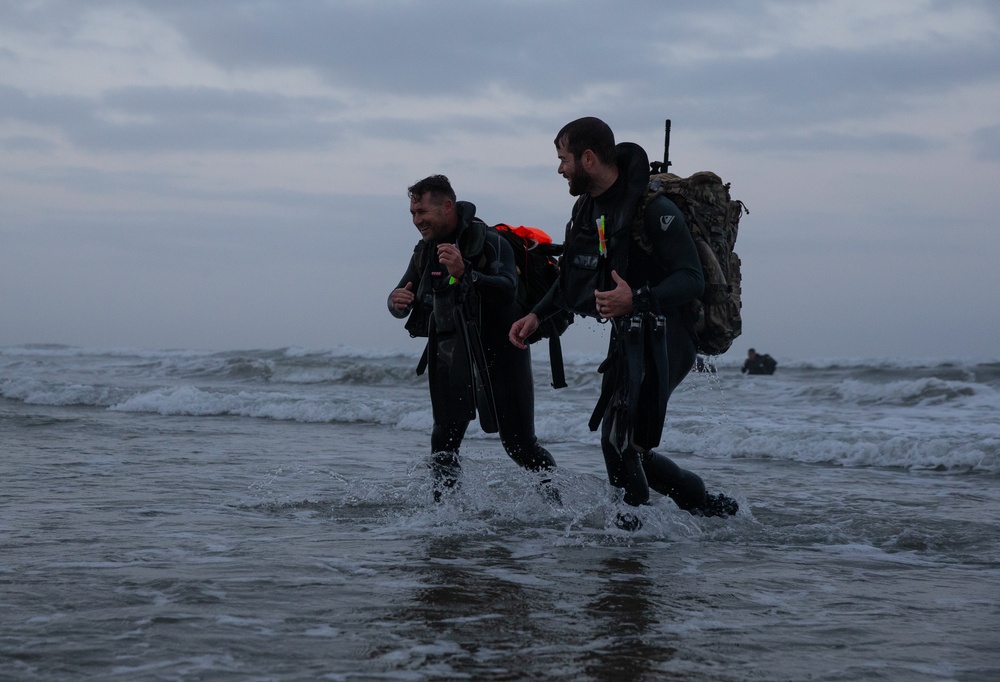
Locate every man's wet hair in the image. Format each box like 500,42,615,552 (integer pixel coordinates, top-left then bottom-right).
554,117,616,165
408,175,456,204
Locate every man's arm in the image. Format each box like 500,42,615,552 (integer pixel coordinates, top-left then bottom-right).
639,195,704,310
387,257,420,318
529,215,575,321
465,227,517,304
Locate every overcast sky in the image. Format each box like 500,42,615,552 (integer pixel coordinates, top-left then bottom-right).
2,0,998,361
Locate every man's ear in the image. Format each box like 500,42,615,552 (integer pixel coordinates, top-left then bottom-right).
581,149,596,170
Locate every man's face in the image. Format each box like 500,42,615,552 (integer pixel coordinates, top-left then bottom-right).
410,193,454,242
557,140,592,196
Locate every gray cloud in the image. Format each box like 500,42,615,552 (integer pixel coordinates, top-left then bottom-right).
726,130,936,154
89,86,346,152
0,135,56,152
4,2,997,157
0,85,90,127
130,0,1000,161
2,0,999,357
972,125,1000,162
141,1,673,97
0,84,348,152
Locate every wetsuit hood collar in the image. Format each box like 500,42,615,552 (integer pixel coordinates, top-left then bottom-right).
615,142,651,208
456,200,477,229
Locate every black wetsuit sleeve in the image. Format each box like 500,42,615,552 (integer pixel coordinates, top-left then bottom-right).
529,217,573,320
531,280,562,320
468,228,517,305
642,195,704,308
387,256,421,319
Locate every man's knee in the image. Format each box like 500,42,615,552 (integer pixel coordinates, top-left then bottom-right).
641,450,706,510
502,439,556,471
431,421,466,453
603,445,650,506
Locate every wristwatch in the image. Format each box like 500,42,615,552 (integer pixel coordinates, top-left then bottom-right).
631,284,651,313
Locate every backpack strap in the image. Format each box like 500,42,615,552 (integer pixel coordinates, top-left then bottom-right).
631,180,660,256
460,219,488,261
547,334,567,389
415,342,428,376
412,239,429,272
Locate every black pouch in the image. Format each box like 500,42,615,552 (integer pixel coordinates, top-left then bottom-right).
559,220,605,316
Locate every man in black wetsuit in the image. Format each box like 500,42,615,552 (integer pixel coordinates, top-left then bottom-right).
389,175,558,502
509,118,737,528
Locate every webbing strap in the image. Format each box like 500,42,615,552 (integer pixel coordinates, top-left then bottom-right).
548,335,567,389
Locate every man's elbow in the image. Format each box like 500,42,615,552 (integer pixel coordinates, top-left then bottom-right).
690,270,706,298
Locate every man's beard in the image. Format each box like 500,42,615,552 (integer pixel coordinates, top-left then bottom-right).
567,166,593,196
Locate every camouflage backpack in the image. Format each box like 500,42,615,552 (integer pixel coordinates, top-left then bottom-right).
635,171,748,355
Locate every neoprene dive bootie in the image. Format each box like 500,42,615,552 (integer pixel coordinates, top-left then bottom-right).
696,492,739,518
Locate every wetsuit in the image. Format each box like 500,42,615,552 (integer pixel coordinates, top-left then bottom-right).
742,354,777,375
534,143,729,517
389,201,556,495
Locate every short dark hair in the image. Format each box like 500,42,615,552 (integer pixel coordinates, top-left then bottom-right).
408,174,456,204
554,117,616,165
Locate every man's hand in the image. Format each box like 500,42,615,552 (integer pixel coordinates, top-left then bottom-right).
437,243,466,279
509,313,539,350
594,270,633,319
390,281,415,311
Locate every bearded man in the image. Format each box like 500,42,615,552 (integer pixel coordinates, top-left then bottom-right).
510,118,738,529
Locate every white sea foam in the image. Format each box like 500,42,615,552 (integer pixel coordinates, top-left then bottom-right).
2,344,998,473
110,385,410,426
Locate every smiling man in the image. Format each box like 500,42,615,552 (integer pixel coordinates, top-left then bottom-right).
388,175,558,503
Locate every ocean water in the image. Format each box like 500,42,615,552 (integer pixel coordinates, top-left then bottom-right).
2,343,998,681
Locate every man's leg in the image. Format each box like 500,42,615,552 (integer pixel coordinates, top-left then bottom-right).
641,450,738,517
430,421,467,501
640,450,706,510
601,401,650,509
490,345,560,502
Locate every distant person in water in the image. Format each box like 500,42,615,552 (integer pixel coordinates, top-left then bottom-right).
741,348,777,375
